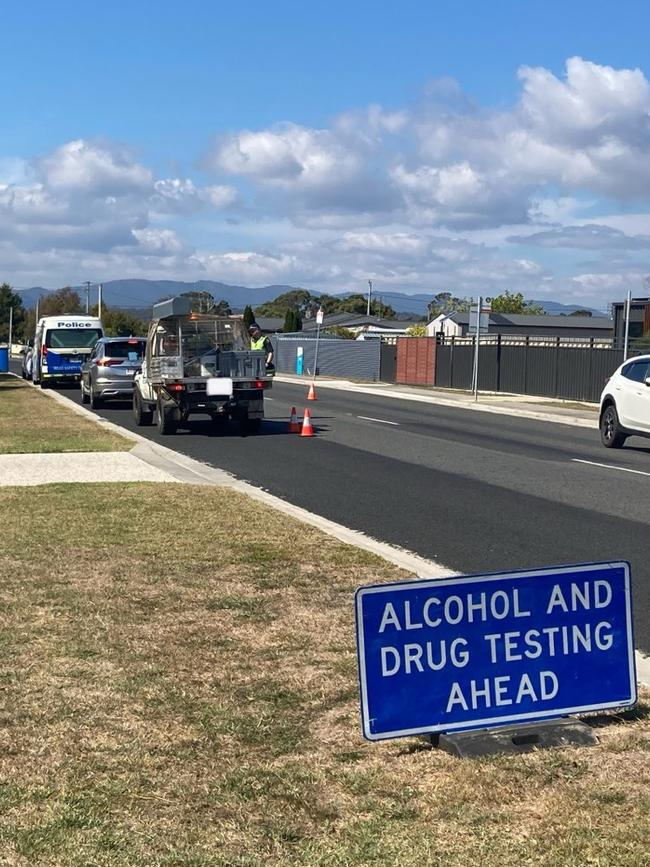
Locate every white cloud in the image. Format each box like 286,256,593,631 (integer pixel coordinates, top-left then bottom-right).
130,228,187,256
0,138,238,283
5,58,650,308
508,224,650,250
210,123,360,189
38,140,152,194
152,178,238,213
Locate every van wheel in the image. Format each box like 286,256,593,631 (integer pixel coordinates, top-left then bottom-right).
133,390,153,426
40,380,49,389
600,404,627,448
157,397,178,435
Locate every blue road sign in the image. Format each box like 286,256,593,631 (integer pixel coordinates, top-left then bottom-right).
355,562,636,740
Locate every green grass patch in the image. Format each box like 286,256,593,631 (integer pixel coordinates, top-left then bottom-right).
0,374,131,453
0,481,648,865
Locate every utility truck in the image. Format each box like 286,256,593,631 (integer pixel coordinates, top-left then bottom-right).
133,297,272,434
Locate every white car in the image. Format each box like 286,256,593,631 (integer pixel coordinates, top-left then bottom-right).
20,347,33,379
599,354,650,448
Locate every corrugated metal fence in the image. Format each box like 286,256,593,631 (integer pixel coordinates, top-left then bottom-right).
435,336,630,402
274,335,381,381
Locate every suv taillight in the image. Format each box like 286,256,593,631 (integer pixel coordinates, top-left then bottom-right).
97,359,122,367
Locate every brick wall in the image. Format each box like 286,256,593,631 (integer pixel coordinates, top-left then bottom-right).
396,337,436,385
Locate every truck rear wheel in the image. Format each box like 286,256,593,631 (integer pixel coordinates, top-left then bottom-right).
237,410,262,435
133,389,153,426
157,396,178,435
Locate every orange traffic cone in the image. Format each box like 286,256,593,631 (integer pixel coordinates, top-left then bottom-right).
288,406,300,433
307,382,317,401
300,409,314,437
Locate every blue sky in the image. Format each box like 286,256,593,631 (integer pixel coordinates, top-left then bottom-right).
2,1,650,306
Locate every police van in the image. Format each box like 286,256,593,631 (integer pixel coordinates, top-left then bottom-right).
32,315,103,387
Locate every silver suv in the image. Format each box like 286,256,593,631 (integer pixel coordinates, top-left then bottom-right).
81,337,146,408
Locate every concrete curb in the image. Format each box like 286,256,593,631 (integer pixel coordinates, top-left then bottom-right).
14,375,649,687
275,375,600,429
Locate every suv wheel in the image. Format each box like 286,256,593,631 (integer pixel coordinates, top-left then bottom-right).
600,403,627,449
90,386,103,409
81,379,90,404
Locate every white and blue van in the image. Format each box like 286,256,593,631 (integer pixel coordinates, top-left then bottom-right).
32,315,103,387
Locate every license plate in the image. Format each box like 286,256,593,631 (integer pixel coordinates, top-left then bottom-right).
125,368,135,375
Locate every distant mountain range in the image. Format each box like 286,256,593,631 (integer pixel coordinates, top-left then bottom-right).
17,279,608,318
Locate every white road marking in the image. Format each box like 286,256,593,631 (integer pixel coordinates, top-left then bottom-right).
572,458,650,477
264,397,274,400
357,415,399,426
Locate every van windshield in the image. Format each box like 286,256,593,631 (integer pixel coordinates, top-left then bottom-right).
46,329,103,348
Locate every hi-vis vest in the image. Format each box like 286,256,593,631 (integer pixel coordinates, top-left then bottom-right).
251,335,267,351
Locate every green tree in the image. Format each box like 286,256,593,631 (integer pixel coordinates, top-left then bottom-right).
490,291,545,315
323,326,355,339
283,309,292,332
407,324,428,336
569,309,593,317
283,309,302,332
90,304,146,337
256,289,316,317
23,308,37,342
0,283,26,342
39,287,83,316
335,294,396,317
427,292,471,320
243,305,255,329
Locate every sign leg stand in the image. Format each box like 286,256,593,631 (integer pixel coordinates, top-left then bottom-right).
431,717,598,758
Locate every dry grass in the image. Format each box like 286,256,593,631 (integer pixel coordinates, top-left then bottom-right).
0,482,648,866
0,375,131,453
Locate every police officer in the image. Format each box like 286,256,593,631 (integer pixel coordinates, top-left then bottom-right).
249,322,275,374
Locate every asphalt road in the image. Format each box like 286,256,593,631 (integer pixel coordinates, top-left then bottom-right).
20,368,650,654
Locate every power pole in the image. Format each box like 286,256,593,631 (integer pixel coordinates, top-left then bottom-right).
98,283,103,319
84,281,92,314
367,279,373,316
8,305,13,354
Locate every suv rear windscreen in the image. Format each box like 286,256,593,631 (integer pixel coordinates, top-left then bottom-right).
104,340,146,360
46,329,103,348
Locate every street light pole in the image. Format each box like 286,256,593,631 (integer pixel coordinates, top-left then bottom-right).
367,280,372,316
8,305,13,354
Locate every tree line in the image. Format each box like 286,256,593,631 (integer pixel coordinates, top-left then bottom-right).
1,281,597,345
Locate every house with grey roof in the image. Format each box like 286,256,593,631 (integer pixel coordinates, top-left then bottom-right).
427,311,613,340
